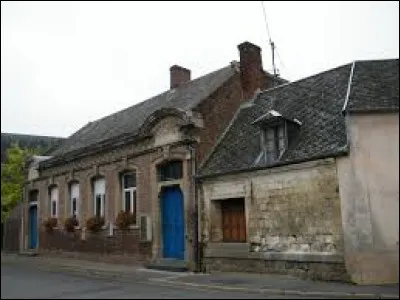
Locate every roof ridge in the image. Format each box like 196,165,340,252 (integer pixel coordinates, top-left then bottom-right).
256,61,354,97
1,132,65,139
353,58,399,63
49,62,238,158
83,64,234,127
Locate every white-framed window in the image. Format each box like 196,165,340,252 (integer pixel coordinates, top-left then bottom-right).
70,182,79,218
122,173,136,224
50,186,58,218
93,178,106,218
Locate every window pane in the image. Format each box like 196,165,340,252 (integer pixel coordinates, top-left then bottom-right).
52,201,56,216
266,137,274,152
124,191,131,212
266,128,274,140
29,191,38,202
102,194,106,217
95,195,101,217
72,198,77,216
132,191,136,224
159,161,182,181
278,126,285,138
123,174,136,189
278,136,285,151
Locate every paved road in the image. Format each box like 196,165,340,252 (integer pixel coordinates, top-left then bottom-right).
1,264,331,299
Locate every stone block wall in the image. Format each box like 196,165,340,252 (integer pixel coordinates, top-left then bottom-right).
248,159,344,254
200,158,347,281
203,257,349,282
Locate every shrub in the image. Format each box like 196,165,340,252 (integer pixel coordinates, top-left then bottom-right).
64,216,79,232
115,211,135,230
43,217,58,233
86,216,105,233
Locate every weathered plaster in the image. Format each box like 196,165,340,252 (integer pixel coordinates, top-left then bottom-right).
337,112,399,284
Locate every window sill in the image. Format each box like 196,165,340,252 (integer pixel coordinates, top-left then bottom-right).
112,225,138,230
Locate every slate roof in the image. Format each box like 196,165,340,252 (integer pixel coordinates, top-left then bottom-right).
199,59,399,178
1,133,64,163
346,59,399,112
50,64,237,157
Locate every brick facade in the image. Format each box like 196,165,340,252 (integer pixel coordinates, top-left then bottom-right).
22,42,271,268
39,229,151,263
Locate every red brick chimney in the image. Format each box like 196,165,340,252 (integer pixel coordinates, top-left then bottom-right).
238,41,264,99
170,65,191,89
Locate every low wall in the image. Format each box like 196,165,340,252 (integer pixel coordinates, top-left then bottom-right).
39,228,151,264
203,243,350,282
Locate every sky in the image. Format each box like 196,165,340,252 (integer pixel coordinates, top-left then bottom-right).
1,1,399,138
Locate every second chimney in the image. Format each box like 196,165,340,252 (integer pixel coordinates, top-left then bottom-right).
170,65,191,89
238,41,263,100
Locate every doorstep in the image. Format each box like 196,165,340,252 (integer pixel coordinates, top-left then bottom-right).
146,258,189,272
19,250,39,257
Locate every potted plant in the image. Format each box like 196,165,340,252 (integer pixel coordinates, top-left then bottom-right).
64,216,79,233
115,211,135,230
43,217,58,233
86,216,105,233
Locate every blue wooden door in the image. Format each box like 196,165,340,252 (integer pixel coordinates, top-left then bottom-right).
29,205,38,249
161,186,185,259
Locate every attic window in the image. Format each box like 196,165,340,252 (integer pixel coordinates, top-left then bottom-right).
264,125,286,163
252,110,301,165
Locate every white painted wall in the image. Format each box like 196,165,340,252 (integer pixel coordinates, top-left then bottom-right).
337,112,399,284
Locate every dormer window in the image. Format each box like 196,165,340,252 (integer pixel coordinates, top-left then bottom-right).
252,110,301,165
264,125,286,163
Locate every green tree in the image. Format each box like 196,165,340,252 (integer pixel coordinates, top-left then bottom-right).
1,143,39,222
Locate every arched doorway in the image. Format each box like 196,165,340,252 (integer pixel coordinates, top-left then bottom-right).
160,185,185,260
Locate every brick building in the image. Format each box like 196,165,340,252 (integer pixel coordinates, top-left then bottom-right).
22,41,283,270
1,133,64,252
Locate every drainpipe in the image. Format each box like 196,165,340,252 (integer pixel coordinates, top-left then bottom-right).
189,143,199,272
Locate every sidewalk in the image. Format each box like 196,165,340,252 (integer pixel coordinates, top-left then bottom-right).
153,271,400,298
2,252,399,298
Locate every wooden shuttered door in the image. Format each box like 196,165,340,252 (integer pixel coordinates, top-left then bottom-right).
221,198,246,243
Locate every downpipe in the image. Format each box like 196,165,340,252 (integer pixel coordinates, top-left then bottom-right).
189,144,200,273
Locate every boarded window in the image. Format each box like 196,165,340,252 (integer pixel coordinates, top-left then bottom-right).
221,198,246,243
